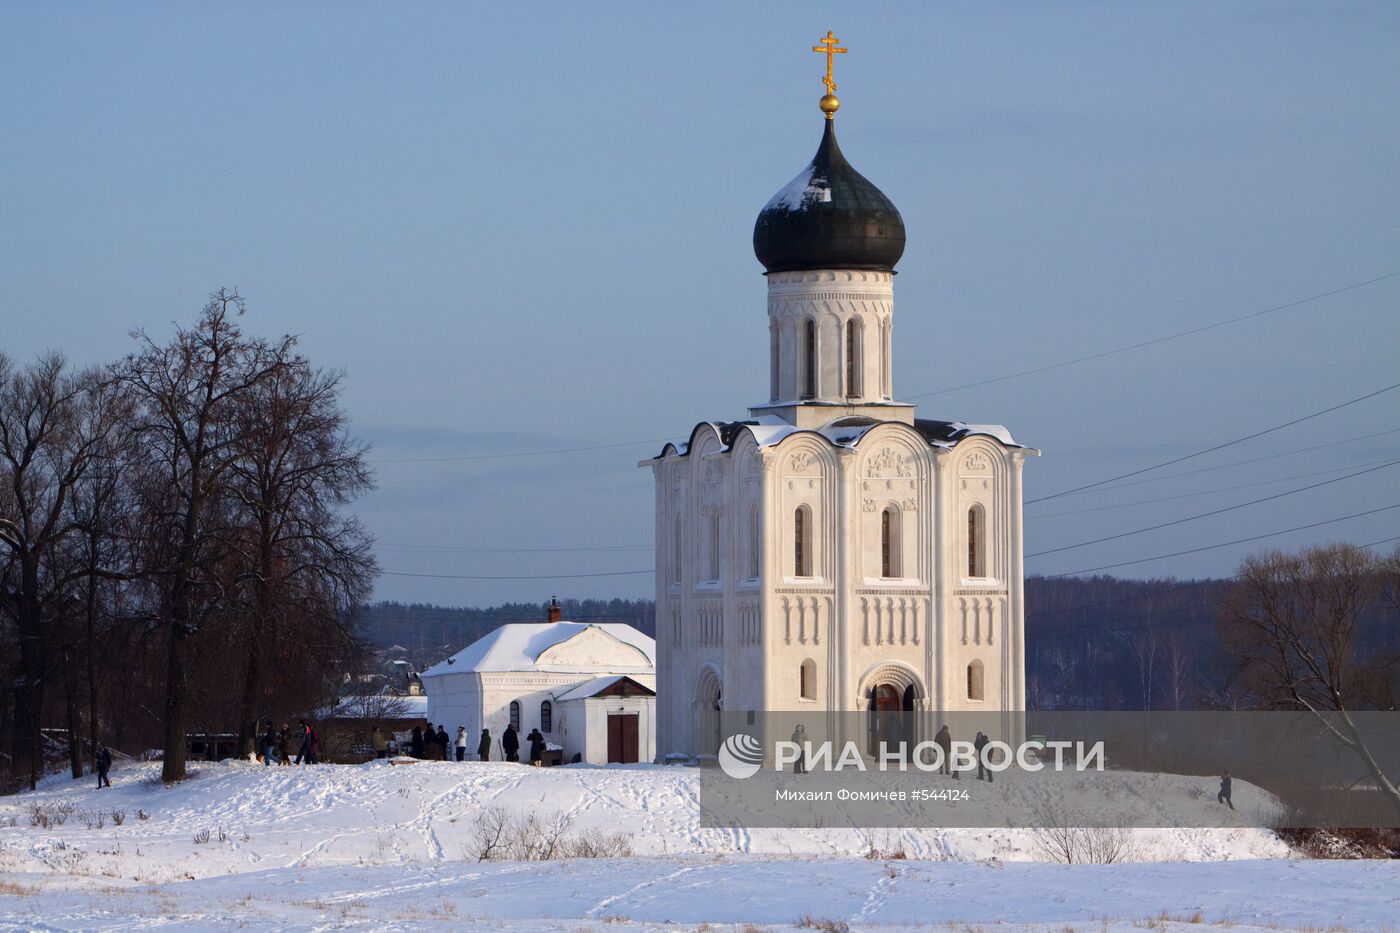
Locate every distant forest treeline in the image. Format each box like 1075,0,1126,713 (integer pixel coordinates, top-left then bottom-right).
357,576,1235,711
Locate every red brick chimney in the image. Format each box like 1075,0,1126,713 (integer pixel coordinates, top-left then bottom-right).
547,596,561,623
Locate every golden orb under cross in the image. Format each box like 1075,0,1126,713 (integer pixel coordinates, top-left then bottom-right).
811,30,847,119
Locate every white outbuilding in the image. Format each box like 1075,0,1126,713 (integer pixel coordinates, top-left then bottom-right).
421,601,656,764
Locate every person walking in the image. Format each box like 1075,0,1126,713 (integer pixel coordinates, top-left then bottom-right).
409,725,425,760
934,724,953,777
294,720,312,765
95,745,113,788
435,725,450,761
790,724,808,774
1218,771,1234,810
262,721,280,766
974,731,992,782
455,726,467,762
502,723,520,763
478,728,492,762
308,722,320,765
278,723,293,766
527,728,545,766
371,726,387,760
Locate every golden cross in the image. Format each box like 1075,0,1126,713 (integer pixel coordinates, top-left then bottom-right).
811,30,847,95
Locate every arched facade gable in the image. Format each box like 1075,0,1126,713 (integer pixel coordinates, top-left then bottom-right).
951,435,1011,584
730,431,762,478
852,424,930,484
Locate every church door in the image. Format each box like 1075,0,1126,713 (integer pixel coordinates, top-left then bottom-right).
868,684,903,758
607,713,639,763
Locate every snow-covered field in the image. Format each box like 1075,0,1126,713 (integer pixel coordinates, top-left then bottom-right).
0,759,1393,931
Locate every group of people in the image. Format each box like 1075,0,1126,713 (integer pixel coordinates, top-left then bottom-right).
259,720,319,766
398,721,549,765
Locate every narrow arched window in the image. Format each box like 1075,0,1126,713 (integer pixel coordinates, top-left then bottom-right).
770,326,780,401
846,318,861,397
673,516,683,583
803,320,817,399
708,510,720,581
748,505,761,579
540,701,552,733
968,505,986,578
880,506,900,578
509,701,521,731
967,661,985,701
800,658,816,701
794,506,812,577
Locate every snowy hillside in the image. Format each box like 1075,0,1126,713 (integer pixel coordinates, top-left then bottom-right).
5,759,1396,931
1,758,1286,878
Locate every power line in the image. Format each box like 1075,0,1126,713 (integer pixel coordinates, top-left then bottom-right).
1027,535,1400,638
905,270,1400,401
1035,426,1400,501
1026,381,1400,505
1039,504,1400,578
379,543,651,554
379,569,654,581
373,438,675,465
1026,456,1400,520
371,272,1400,467
1027,457,1400,558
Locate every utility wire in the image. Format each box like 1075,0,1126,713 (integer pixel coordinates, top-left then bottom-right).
1027,458,1400,557
1026,535,1400,638
905,270,1400,401
1027,456,1400,520
1039,504,1400,578
1026,381,1400,505
372,272,1400,466
379,543,651,554
1035,426,1400,501
379,569,654,581
373,438,674,465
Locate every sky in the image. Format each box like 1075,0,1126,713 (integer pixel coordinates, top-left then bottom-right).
3,2,1398,607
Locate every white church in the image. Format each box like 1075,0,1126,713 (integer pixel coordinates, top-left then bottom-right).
643,45,1035,759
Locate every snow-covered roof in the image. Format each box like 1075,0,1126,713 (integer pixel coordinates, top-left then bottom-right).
421,622,655,678
316,694,428,720
553,674,657,703
653,414,1026,460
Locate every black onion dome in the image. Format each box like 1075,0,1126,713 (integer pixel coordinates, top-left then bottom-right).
753,119,905,274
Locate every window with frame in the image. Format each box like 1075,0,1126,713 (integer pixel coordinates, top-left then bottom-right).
880,506,901,578
802,320,817,399
707,510,721,581
800,658,816,701
846,318,862,397
794,505,812,577
509,700,521,731
673,516,683,583
748,505,761,579
540,700,552,733
967,660,985,701
967,505,986,578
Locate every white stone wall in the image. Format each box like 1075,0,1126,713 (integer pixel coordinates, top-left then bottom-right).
648,267,1030,759
557,697,657,764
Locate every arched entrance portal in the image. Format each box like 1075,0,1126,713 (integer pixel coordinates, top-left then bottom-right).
859,664,925,759
694,668,722,756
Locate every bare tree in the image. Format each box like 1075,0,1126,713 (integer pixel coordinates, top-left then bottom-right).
119,292,292,782
224,357,376,757
0,353,124,789
1127,627,1159,710
1163,630,1194,711
1220,543,1400,820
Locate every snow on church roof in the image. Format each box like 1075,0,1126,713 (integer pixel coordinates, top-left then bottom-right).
553,674,656,703
420,622,655,678
653,414,1025,460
